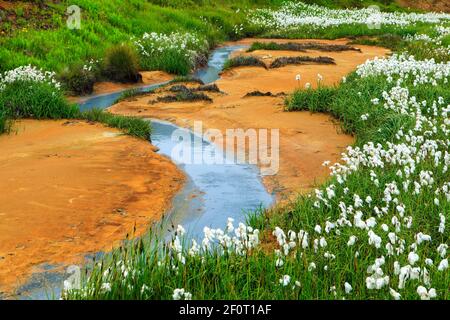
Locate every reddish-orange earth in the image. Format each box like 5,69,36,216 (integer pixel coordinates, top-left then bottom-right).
0,120,184,297
396,0,450,13
109,39,390,200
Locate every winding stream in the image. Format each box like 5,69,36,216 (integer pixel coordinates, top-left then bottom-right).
17,44,273,299
80,44,273,235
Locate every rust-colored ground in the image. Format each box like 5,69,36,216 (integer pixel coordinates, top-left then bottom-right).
0,120,184,297
396,0,450,13
109,39,389,199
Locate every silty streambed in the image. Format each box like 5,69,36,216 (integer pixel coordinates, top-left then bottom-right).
15,44,273,299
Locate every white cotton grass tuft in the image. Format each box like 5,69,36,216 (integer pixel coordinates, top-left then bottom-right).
248,3,450,31
173,288,192,300
0,65,61,92
279,275,291,286
416,286,437,300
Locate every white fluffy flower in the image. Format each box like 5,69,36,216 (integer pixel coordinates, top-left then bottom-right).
390,288,401,300
279,275,291,286
416,286,437,300
347,235,357,246
438,259,448,271
173,288,192,300
408,251,419,265
101,283,111,292
344,282,352,294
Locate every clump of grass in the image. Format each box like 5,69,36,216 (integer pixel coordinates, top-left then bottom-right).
223,55,267,70
269,56,335,68
169,83,222,94
285,86,337,113
402,40,450,63
150,91,213,104
80,108,151,140
116,88,141,102
103,44,141,83
196,84,221,93
244,91,284,98
170,76,205,85
0,81,79,120
248,41,362,52
0,110,11,134
169,84,191,94
348,34,404,51
59,64,96,95
249,41,307,52
135,32,209,75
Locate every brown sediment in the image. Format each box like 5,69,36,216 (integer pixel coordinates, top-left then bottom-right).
109,39,390,200
0,120,184,297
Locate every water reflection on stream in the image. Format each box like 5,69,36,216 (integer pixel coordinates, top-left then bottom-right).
151,119,273,238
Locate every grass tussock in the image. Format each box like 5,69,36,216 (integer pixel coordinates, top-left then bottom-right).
223,55,268,70
168,84,192,94
248,41,362,52
150,91,213,104
269,56,335,68
169,83,222,93
285,86,337,113
350,34,450,63
244,90,285,97
80,109,151,140
170,76,205,85
115,89,145,103
0,110,11,134
103,45,142,83
59,65,96,96
196,84,222,93
0,81,79,121
348,34,405,51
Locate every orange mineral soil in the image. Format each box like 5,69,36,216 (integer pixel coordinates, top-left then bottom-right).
109,39,389,199
0,120,184,297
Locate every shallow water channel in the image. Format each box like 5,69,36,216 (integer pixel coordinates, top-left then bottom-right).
16,44,273,299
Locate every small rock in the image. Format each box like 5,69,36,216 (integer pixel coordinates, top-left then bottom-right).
114,208,127,216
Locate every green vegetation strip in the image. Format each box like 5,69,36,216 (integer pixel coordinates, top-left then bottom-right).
0,79,151,140
248,41,362,52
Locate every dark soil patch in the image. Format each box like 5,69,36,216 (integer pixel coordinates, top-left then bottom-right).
169,84,191,94
196,84,222,93
170,76,205,85
269,56,335,69
169,83,222,94
0,1,58,34
243,91,285,98
224,56,267,70
249,42,361,53
150,91,213,104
